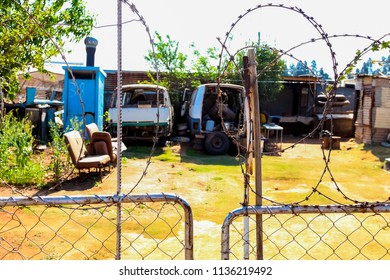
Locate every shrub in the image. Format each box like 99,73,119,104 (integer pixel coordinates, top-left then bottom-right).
0,111,45,186
48,120,71,183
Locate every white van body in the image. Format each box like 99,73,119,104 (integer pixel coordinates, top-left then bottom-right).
185,83,248,154
108,84,174,140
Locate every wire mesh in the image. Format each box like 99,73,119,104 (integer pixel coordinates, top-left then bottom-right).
0,193,193,260
214,3,390,261
222,205,390,260
2,0,390,262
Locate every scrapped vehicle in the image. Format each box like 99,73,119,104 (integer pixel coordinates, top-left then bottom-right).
183,83,248,155
108,84,174,141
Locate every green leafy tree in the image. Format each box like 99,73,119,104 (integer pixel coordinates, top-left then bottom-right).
256,44,286,101
48,121,71,184
145,34,286,102
144,32,190,94
189,44,219,86
144,32,220,106
0,0,95,100
226,42,286,101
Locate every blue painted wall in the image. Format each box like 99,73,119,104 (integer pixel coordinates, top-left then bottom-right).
62,66,106,135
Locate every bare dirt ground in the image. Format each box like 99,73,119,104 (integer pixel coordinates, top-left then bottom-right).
1,136,390,259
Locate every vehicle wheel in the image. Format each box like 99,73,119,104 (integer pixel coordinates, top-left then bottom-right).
204,132,230,155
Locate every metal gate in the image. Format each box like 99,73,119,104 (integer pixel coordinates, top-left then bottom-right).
222,204,390,260
0,193,193,260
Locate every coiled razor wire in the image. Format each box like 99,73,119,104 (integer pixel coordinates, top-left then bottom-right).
215,3,390,207
214,3,389,260
1,1,390,260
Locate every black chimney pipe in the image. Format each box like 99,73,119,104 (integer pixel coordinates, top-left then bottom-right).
84,37,98,67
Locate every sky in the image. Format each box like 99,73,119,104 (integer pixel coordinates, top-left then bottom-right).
55,0,390,77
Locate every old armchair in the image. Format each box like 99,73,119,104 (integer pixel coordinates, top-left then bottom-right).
64,130,111,181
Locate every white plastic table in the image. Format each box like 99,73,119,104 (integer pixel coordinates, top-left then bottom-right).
262,124,283,149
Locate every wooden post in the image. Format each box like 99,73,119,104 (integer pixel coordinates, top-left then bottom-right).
248,48,263,260
242,56,251,260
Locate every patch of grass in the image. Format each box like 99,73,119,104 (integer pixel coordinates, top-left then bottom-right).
3,139,390,260
186,162,241,174
263,157,322,181
154,147,180,162
212,177,223,181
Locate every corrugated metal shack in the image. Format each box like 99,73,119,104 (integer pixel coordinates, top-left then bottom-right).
355,74,390,144
17,70,64,101
260,76,356,137
14,69,153,112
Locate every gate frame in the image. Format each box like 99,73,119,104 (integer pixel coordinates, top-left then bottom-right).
0,193,193,260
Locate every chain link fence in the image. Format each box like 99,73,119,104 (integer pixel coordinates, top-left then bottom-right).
0,193,193,260
222,204,390,260
1,1,390,262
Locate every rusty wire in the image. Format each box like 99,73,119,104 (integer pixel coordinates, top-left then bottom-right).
7,0,184,262
1,1,390,261
215,3,390,207
0,193,193,260
214,3,390,260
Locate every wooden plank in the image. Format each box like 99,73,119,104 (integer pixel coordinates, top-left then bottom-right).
374,107,390,128
362,93,372,126
376,87,390,108
372,77,390,87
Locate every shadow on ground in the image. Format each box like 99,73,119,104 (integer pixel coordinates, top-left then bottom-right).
33,172,110,196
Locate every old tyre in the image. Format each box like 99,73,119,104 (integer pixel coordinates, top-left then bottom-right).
204,132,230,155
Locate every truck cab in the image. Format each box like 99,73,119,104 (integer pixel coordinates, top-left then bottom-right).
108,84,174,141
185,83,248,155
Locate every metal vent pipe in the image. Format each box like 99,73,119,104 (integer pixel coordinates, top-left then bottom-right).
84,37,98,67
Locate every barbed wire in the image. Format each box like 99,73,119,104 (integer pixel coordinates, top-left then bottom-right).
0,1,162,197
120,1,164,196
1,0,390,261
215,3,390,210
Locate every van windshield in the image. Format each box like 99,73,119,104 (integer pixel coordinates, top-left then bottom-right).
112,88,166,108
